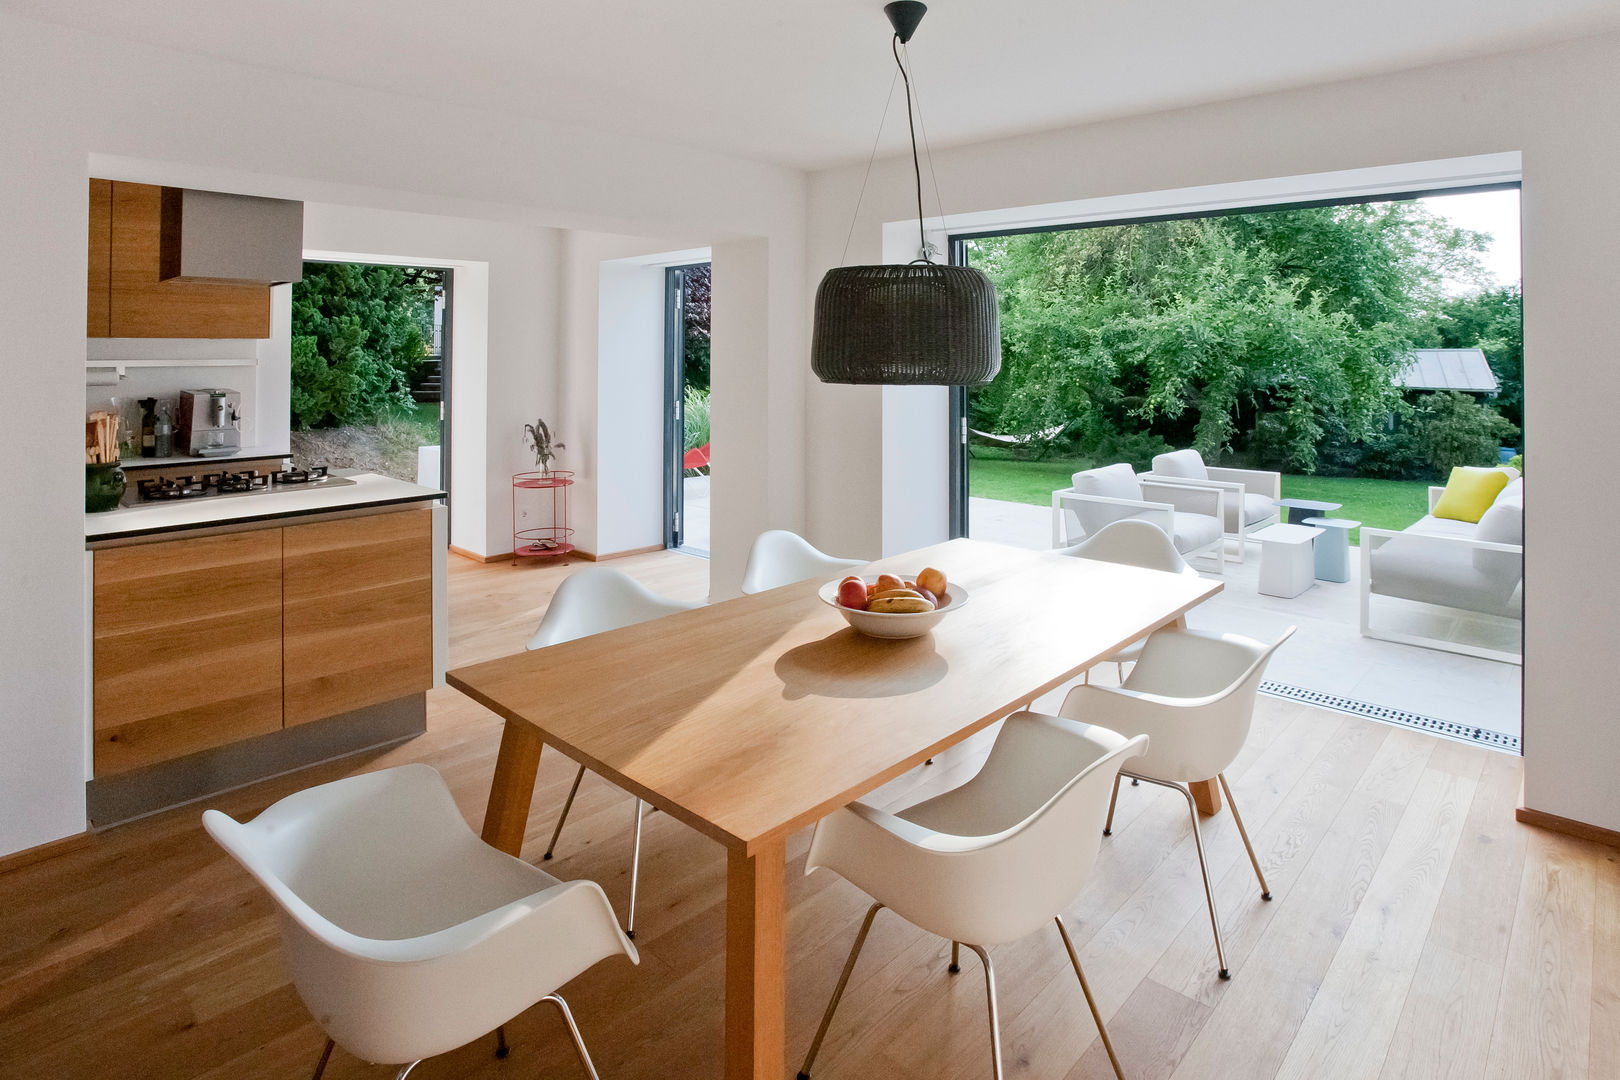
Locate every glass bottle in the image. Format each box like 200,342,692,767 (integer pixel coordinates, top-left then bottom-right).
153,406,173,458
138,398,158,457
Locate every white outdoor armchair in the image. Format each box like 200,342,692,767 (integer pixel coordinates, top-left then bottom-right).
1052,462,1227,572
528,567,703,937
1060,625,1293,980
203,764,637,1080
740,529,863,594
796,713,1148,1080
1144,448,1280,561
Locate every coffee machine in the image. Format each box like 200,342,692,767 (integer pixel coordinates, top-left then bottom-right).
176,388,242,456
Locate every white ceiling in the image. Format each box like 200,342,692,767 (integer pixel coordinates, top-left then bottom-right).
11,0,1620,169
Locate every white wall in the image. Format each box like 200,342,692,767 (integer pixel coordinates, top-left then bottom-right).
0,10,804,857
595,258,670,556
806,33,1620,832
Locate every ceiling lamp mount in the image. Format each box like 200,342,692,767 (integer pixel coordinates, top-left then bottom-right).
811,2,1001,386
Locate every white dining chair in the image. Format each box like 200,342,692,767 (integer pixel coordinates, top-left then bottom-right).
796,713,1148,1080
528,566,702,938
203,764,636,1080
739,529,863,594
1063,518,1203,680
1059,625,1293,980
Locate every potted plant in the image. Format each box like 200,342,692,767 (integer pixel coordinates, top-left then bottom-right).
523,417,565,474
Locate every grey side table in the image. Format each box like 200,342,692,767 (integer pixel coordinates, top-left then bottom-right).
1276,497,1342,525
1302,516,1360,583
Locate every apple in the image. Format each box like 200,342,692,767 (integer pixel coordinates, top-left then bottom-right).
875,573,904,593
911,586,938,607
837,577,869,610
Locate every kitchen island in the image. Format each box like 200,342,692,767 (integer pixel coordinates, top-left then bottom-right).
84,472,447,824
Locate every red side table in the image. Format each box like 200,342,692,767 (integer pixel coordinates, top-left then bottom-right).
512,470,575,559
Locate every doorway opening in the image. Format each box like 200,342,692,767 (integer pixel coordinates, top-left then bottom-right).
289,261,451,496
949,185,1524,750
665,262,711,554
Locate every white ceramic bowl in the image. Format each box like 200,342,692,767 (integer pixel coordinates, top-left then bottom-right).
817,575,969,639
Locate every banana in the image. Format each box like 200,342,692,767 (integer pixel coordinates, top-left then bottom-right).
868,595,935,614
871,588,927,601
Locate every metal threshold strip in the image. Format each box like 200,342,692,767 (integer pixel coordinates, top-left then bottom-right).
1259,681,1521,755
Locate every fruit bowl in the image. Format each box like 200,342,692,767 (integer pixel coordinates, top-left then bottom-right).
818,575,969,640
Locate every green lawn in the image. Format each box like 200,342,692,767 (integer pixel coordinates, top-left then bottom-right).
969,453,1431,544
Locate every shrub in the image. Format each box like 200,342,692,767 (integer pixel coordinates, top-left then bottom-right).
1410,391,1519,476
1508,453,1523,474
290,263,432,429
683,386,710,451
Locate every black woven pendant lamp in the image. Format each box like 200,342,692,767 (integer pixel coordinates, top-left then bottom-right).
811,2,1001,385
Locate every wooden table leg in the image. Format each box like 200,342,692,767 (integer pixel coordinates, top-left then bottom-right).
481,719,545,854
1190,778,1223,816
724,836,787,1080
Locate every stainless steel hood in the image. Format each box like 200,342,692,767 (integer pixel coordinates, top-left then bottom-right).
159,188,304,285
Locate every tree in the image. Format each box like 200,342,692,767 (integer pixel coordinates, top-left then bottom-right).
682,263,711,392
968,200,1482,472
290,263,434,429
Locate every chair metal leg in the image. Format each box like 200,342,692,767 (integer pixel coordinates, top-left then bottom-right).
1055,918,1126,1080
626,798,646,939
495,1023,509,1058
798,902,883,1080
963,944,1004,1080
543,764,587,861
310,1038,335,1080
1125,771,1231,979
1218,773,1272,900
541,994,602,1080
1182,785,1230,979
394,1062,422,1080
1103,772,1123,836
950,940,961,973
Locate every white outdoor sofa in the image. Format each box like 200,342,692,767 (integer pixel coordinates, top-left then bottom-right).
1359,468,1523,664
1141,449,1280,562
1052,463,1227,572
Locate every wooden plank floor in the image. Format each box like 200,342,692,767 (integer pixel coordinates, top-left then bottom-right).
1,551,1614,1080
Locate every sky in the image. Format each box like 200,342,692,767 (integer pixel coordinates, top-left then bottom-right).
1418,187,1521,294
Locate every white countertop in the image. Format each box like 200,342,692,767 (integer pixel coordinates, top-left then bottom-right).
86,472,443,543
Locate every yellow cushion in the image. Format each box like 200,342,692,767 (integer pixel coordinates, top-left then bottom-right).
1432,466,1510,523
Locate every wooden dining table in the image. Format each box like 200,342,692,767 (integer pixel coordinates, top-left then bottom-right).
447,537,1221,1079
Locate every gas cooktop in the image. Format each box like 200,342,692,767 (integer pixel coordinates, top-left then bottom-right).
134,466,358,503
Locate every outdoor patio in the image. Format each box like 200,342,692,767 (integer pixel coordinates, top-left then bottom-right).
970,496,1523,748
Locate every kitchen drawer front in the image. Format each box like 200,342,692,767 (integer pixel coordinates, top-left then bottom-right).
283,509,433,726
93,529,283,775
87,179,112,336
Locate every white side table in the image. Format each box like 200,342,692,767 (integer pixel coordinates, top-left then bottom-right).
1252,523,1323,598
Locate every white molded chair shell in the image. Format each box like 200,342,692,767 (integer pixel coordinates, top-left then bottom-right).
806,715,1147,947
527,566,700,650
1062,519,1201,666
1059,626,1293,783
739,530,863,594
1062,518,1198,576
203,764,637,1065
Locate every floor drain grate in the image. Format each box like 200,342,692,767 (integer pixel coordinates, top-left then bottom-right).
1260,681,1520,754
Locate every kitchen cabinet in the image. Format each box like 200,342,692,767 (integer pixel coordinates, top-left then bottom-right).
283,510,434,726
89,180,271,339
90,505,435,778
92,529,284,775
87,179,111,336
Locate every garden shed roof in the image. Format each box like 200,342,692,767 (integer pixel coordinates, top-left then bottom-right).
1394,348,1499,393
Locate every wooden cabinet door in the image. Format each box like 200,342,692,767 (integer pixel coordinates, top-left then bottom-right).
87,179,112,336
283,509,433,726
108,182,271,338
93,530,284,775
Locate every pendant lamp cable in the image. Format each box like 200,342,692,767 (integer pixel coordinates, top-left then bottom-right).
839,67,900,266
904,42,950,251
894,33,930,263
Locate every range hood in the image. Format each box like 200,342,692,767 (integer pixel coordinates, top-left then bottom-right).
159,188,304,285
